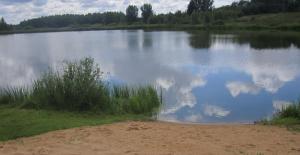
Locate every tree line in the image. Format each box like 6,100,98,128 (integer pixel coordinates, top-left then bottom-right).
231,0,300,15
1,0,300,30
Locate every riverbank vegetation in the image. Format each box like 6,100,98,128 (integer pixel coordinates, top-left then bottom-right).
0,58,161,141
260,101,300,131
0,57,161,115
1,0,300,33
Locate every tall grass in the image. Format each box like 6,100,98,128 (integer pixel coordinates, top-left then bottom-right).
0,58,161,116
110,85,161,115
0,87,29,105
260,101,300,129
275,102,300,120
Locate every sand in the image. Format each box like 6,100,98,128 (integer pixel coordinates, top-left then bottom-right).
1,121,300,155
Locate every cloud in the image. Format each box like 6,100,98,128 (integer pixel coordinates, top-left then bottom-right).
184,114,202,122
0,57,36,87
0,0,32,4
0,0,236,24
156,78,175,91
204,105,230,118
33,0,48,6
273,100,293,111
162,75,206,114
226,81,261,97
158,114,179,122
209,42,300,94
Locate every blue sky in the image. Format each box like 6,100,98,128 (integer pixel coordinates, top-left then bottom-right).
0,0,236,24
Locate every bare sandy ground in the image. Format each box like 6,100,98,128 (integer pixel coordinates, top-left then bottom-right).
1,121,300,155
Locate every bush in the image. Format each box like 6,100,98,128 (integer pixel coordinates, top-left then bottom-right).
30,58,110,111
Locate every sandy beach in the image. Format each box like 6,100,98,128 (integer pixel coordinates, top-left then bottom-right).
1,121,300,155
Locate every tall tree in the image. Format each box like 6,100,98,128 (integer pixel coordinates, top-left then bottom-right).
126,5,139,23
0,17,10,31
187,0,214,15
141,4,154,23
0,17,4,23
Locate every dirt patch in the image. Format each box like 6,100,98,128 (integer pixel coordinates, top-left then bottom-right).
1,121,300,155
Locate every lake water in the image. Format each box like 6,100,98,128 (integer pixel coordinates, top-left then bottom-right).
1,30,300,123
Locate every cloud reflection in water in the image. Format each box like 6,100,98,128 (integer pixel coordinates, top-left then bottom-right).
0,30,300,123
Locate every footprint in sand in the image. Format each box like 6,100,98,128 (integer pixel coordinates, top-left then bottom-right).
127,126,140,131
36,147,51,155
242,144,256,149
127,123,151,131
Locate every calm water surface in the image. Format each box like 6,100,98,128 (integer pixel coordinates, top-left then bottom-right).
1,30,300,123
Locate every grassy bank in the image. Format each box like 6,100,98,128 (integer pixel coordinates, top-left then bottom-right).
260,102,300,131
0,105,150,141
0,57,161,141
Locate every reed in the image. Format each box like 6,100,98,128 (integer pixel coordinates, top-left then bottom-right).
275,102,300,120
0,57,161,115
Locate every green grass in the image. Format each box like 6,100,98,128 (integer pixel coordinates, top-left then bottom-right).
0,57,161,141
227,12,300,30
259,102,300,131
0,57,162,115
0,105,150,141
234,12,300,26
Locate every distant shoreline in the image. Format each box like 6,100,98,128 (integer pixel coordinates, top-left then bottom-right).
1,24,300,35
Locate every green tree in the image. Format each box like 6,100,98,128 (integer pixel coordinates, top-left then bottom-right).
238,0,300,15
141,4,154,23
187,0,214,15
0,17,10,31
126,5,139,23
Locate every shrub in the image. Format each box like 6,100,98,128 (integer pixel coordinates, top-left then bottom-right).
29,58,110,111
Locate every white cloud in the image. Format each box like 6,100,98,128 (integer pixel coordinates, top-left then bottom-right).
273,100,293,111
163,75,206,114
156,78,175,91
158,114,179,122
184,114,202,122
0,57,35,87
209,43,300,95
226,81,261,97
204,105,230,118
178,77,206,106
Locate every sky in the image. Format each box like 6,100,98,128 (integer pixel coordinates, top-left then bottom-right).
0,0,236,24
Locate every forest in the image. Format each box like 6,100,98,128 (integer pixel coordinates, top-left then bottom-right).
1,0,300,31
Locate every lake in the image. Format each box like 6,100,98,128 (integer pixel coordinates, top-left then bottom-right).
0,30,300,123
